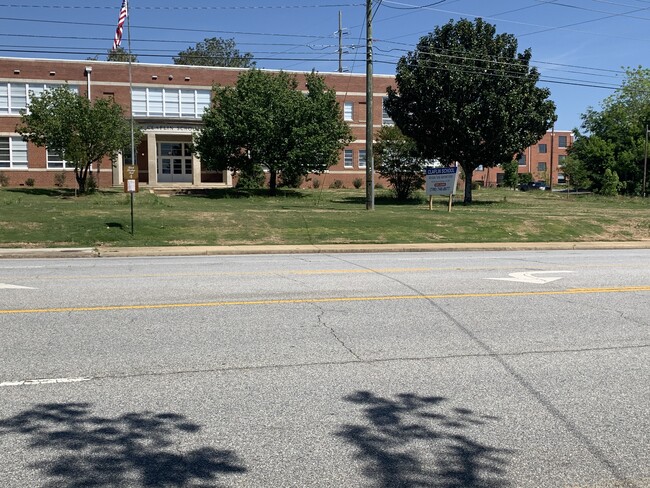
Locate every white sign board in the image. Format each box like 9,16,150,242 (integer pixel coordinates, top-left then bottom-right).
425,167,459,196
127,179,136,193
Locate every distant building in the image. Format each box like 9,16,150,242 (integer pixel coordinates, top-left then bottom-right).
473,130,574,187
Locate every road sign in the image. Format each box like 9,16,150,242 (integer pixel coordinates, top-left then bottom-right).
425,167,459,196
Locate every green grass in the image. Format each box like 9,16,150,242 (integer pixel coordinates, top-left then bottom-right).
1,186,648,248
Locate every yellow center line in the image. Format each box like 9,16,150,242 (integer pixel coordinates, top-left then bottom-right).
1,286,649,315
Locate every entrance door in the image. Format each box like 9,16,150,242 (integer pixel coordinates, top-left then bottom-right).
157,142,193,183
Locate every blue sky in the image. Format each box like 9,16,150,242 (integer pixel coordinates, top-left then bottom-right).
1,1,647,130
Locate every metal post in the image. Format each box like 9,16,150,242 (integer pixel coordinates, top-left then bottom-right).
549,125,554,190
643,125,648,198
130,191,134,235
365,0,374,210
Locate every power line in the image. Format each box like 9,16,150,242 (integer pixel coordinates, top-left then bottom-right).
0,3,365,10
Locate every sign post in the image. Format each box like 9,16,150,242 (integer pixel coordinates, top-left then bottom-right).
425,167,459,212
123,164,138,235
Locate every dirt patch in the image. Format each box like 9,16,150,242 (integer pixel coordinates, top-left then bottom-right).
0,222,42,230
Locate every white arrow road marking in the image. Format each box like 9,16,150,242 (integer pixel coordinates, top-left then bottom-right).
487,271,574,284
0,377,91,387
0,283,35,290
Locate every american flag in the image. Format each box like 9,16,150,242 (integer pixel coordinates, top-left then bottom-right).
112,0,128,50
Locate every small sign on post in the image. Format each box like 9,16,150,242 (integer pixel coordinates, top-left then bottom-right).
425,167,459,212
122,164,138,235
123,164,139,193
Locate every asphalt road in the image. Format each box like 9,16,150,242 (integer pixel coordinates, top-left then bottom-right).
1,250,648,488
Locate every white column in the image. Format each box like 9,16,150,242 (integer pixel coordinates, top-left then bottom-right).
192,153,201,185
113,153,123,186
147,133,157,185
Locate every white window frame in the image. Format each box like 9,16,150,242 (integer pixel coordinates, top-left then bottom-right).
343,102,353,121
0,136,28,169
558,135,568,148
132,87,211,119
0,83,78,115
344,149,353,168
46,149,73,169
382,97,394,126
358,149,366,169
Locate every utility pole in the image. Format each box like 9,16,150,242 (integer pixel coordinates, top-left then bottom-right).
643,125,648,198
338,11,343,73
549,125,555,191
365,0,374,210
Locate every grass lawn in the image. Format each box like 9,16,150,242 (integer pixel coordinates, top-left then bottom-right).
0,186,649,248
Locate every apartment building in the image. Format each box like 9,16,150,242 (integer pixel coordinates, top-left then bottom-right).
473,130,574,187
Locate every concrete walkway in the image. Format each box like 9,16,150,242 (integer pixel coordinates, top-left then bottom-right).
0,241,649,259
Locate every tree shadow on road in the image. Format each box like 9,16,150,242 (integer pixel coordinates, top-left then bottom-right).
0,403,246,487
336,391,513,488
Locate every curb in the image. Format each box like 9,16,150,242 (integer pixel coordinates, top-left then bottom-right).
2,241,649,259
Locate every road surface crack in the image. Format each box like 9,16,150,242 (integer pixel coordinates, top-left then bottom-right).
314,305,361,361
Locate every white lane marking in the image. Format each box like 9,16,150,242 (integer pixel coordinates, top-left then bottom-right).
0,377,91,387
0,283,36,289
487,271,574,284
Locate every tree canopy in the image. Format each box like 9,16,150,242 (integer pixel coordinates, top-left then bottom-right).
374,125,426,200
17,86,141,193
194,69,352,195
173,37,255,67
570,67,650,195
385,18,556,203
107,47,138,63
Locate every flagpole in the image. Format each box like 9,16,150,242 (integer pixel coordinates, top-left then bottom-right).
126,0,135,234
126,0,135,169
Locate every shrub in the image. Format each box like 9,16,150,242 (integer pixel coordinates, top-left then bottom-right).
236,165,266,189
54,171,66,188
279,170,303,188
0,172,8,187
329,179,344,189
471,181,482,190
352,177,363,189
25,178,35,187
599,169,621,196
374,183,385,190
85,174,98,194
312,178,320,189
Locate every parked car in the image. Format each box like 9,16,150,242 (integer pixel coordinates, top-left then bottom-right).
519,181,547,191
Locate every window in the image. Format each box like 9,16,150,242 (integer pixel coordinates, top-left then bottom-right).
538,143,547,154
358,149,366,169
0,137,28,168
0,83,78,114
343,102,353,121
517,154,526,166
47,149,71,169
558,155,567,166
537,162,547,172
558,173,566,183
558,135,568,148
131,88,211,118
382,97,394,126
344,149,353,168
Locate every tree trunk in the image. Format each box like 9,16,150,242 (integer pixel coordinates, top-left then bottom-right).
75,167,86,194
463,167,473,204
269,168,277,196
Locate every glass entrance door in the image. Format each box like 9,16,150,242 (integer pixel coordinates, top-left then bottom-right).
157,142,193,183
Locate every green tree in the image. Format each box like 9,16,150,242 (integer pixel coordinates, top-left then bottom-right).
194,70,352,195
562,157,591,192
600,169,621,196
501,158,520,189
107,47,138,63
173,37,255,67
374,125,425,200
572,67,650,195
567,134,616,192
17,86,141,194
385,18,556,203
